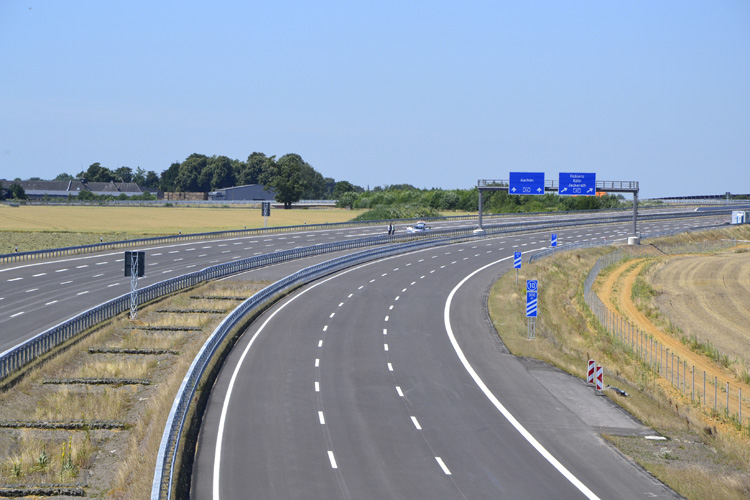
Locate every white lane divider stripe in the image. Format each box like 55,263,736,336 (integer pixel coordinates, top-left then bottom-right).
411,416,421,430
318,411,326,425
435,457,451,475
328,451,338,469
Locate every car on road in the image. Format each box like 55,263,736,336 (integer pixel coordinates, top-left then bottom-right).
406,221,430,233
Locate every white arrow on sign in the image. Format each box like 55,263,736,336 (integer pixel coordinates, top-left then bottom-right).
587,188,594,193
560,187,567,193
536,187,542,193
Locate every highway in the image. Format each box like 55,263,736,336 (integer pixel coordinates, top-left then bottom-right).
188,217,723,499
0,211,725,355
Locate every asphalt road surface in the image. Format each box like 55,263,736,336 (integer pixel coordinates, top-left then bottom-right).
191,226,688,499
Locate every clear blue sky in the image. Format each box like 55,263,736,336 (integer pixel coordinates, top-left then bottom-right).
1,1,748,198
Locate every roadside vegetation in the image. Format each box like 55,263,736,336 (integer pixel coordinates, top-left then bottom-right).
0,280,270,498
488,226,750,500
0,205,365,254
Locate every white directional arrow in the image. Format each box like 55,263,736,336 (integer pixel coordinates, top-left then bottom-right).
561,187,568,193
587,188,594,193
537,187,543,193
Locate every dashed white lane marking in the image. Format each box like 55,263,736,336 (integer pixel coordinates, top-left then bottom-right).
10,311,24,318
25,288,38,293
358,285,364,290
7,277,22,282
383,329,387,335
411,281,416,286
384,344,389,351
76,291,89,296
96,261,107,265
328,451,338,469
92,274,104,277
435,457,452,475
389,305,394,310
76,265,88,268
338,302,344,307
387,363,393,371
323,325,328,332
318,411,326,425
315,358,320,367
410,416,422,430
348,293,353,298
318,340,323,348
60,281,73,285
153,253,163,256
56,269,68,273
315,381,320,392
45,300,58,306
32,273,46,277
107,283,120,287
329,312,335,318
384,316,389,322
396,386,404,397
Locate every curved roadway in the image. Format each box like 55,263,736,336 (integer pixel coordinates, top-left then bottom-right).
190,224,699,499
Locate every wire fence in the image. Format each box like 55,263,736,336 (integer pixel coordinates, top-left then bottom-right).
583,240,750,434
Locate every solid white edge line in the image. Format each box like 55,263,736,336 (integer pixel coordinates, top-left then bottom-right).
444,250,600,500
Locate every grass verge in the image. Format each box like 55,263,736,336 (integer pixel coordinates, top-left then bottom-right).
488,233,750,500
0,279,271,498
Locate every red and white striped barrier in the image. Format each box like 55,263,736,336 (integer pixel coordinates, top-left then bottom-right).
587,359,595,386
595,365,604,393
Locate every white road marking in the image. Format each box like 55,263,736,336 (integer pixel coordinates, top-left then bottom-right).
445,253,600,500
435,457,452,475
384,344,389,351
318,411,326,425
387,363,393,371
338,302,344,307
32,273,46,277
384,316,389,322
77,291,89,296
108,283,120,287
60,281,73,285
55,269,68,273
348,293,353,298
96,261,107,265
315,358,320,367
25,288,38,293
7,277,22,282
411,416,421,430
76,265,88,268
389,305,394,310
162,270,172,274
186,265,196,269
318,340,323,348
315,381,320,392
328,451,338,469
152,253,163,256
396,386,404,397
383,329,387,335
329,312,335,318
323,325,328,332
10,311,24,318
93,274,104,277
45,300,58,306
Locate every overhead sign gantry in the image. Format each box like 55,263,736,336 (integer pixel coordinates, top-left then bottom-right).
477,174,639,236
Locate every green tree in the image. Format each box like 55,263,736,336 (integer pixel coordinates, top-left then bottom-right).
54,172,75,181
174,154,208,192
144,170,160,188
332,180,363,199
114,166,133,183
79,162,116,182
199,155,236,191
237,152,272,185
9,182,27,200
160,163,181,191
261,154,307,209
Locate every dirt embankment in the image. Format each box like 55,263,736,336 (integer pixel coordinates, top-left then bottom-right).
595,250,750,421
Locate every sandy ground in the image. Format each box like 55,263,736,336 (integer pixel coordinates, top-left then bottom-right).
595,252,750,421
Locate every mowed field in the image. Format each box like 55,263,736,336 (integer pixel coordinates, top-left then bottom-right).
649,251,750,368
0,204,365,254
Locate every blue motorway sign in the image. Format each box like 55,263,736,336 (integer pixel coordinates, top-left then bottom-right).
551,234,557,247
526,291,538,317
509,172,545,196
514,251,522,269
558,172,596,196
526,279,538,292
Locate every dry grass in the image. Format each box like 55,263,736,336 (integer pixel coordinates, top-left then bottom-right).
0,204,364,253
488,225,750,500
0,279,271,497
